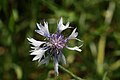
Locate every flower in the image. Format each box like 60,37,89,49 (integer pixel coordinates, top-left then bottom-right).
27,18,83,76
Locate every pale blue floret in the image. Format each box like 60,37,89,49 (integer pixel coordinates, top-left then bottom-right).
35,22,50,37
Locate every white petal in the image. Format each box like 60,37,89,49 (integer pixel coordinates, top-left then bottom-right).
66,46,82,52
30,48,46,55
44,22,49,34
68,28,78,39
58,17,63,26
31,49,46,61
36,23,41,29
57,17,71,33
32,55,41,61
27,38,45,47
66,38,83,52
35,22,50,37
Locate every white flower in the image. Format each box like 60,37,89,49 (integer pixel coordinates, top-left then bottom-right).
27,17,83,76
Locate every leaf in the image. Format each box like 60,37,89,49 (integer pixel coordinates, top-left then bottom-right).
12,64,22,80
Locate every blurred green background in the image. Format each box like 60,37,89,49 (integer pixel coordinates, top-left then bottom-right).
0,0,120,80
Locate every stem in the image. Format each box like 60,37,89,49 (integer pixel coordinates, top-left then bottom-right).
59,64,85,80
97,35,106,75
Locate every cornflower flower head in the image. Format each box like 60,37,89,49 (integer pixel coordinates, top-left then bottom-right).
27,18,83,76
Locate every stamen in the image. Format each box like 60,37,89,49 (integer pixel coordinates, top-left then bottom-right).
50,34,67,49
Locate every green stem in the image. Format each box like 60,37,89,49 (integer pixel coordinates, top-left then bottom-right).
59,64,85,80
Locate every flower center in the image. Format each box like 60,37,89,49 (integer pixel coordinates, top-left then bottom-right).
50,34,67,49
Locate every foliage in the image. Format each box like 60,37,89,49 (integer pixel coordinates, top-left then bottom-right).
0,0,120,80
